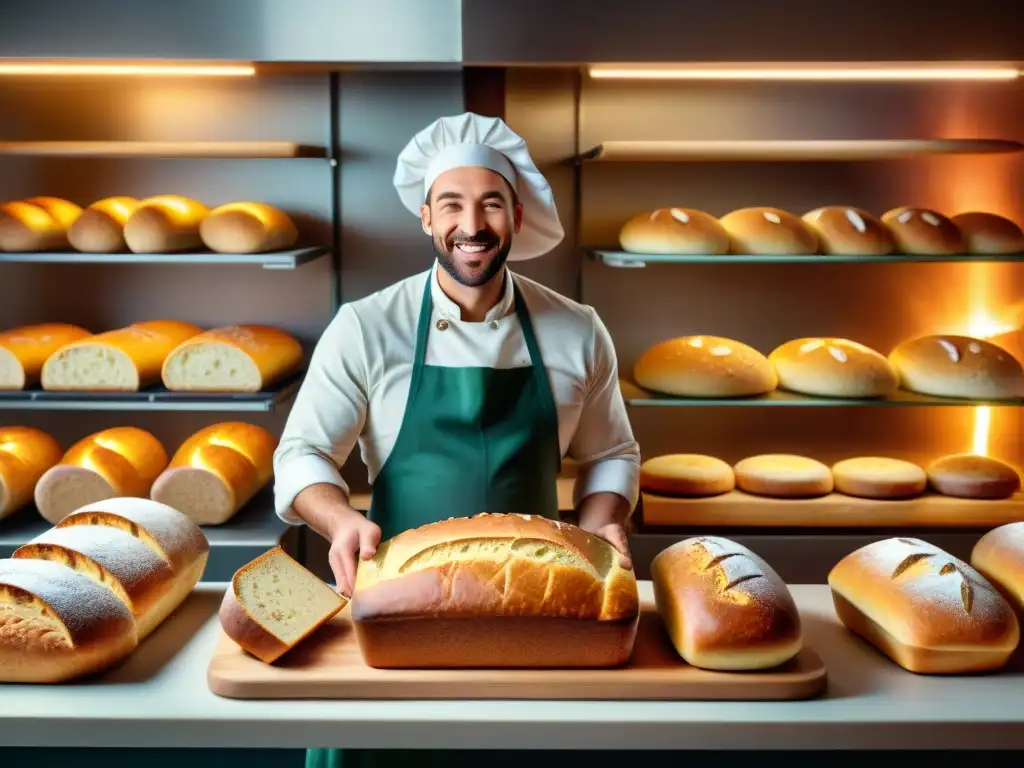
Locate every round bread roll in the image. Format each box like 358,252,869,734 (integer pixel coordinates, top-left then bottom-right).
927,454,1021,499
888,335,1024,400
831,457,927,500
0,197,82,252
618,208,729,255
881,206,966,255
801,206,895,255
768,337,898,398
123,195,210,254
719,207,819,255
639,454,735,497
951,212,1024,255
633,335,777,398
199,202,299,254
67,197,139,253
734,454,833,498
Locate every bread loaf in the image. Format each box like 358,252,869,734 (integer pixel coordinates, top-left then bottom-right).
881,206,966,255
828,537,1019,673
801,207,895,256
0,322,92,390
639,454,735,497
651,536,802,670
888,335,1024,400
0,197,82,252
123,195,209,254
199,202,299,254
972,522,1024,617
951,212,1024,255
831,457,927,500
769,337,899,398
41,319,203,391
719,207,819,255
150,422,276,525
350,513,640,668
926,454,1021,499
34,427,169,525
618,208,729,255
161,325,303,392
67,197,139,253
633,335,777,398
0,558,138,683
0,426,63,519
734,454,833,498
219,546,346,664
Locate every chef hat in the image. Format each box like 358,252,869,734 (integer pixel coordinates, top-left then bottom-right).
393,112,564,261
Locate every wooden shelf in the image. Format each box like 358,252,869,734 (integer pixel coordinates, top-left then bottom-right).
0,141,328,159
0,246,330,271
590,249,1024,267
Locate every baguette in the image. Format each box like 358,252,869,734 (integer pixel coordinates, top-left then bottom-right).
161,325,303,392
972,522,1024,617
199,202,299,254
0,197,82,252
0,323,92,390
123,195,209,253
67,197,139,253
0,427,63,519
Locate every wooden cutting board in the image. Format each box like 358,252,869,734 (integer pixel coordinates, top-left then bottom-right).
207,598,827,701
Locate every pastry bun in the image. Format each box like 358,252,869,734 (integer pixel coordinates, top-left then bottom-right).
67,197,139,253
123,195,209,253
888,335,1024,400
801,206,895,255
633,335,777,398
719,207,818,255
0,426,64,519
881,206,965,255
951,212,1024,255
926,454,1021,499
972,522,1024,617
768,337,898,398
831,457,927,500
0,197,82,252
734,454,833,498
199,202,299,254
0,322,92,390
639,454,735,497
618,208,729,255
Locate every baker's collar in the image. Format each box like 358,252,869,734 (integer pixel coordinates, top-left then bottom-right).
430,260,515,323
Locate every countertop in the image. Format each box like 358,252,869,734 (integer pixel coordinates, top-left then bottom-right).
1,582,1023,751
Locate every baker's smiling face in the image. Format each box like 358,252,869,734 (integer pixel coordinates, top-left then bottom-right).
421,165,523,287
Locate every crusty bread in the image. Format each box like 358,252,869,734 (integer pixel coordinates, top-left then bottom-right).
801,207,895,256
199,202,299,254
617,208,729,255
888,334,1024,400
0,427,63,519
0,558,138,683
41,319,203,391
719,207,819,255
0,197,82,252
972,522,1024,617
734,454,833,498
926,454,1021,500
123,195,210,253
150,421,277,525
0,322,92,390
639,454,735,497
219,546,346,664
831,457,927,500
67,197,139,253
350,513,640,668
951,212,1024,255
34,427,169,525
161,324,303,392
881,206,966,255
633,335,777,398
769,337,898,398
828,537,1019,673
651,536,802,670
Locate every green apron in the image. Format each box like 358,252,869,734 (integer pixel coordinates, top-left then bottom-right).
307,270,561,767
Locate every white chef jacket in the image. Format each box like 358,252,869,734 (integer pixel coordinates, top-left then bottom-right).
273,261,641,524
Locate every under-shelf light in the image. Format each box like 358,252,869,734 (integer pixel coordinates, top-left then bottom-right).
587,65,1020,82
0,61,256,77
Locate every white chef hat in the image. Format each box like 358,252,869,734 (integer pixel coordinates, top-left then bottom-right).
393,112,564,261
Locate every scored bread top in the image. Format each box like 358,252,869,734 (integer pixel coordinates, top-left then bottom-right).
351,513,639,623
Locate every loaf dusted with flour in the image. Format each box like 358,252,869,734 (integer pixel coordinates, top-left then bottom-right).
0,197,82,252
162,324,303,392
351,513,640,668
888,334,1024,400
972,522,1024,617
618,208,729,255
0,426,63,519
634,335,777,398
199,202,299,254
67,197,139,253
0,322,92,390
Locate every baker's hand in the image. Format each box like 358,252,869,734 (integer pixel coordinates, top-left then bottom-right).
327,510,382,598
584,522,633,571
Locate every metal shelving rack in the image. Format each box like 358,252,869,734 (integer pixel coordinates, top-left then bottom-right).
0,246,331,270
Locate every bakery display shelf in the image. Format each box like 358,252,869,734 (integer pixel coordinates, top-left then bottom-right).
0,246,331,271
0,140,328,159
590,248,1024,267
577,139,1024,163
0,371,304,412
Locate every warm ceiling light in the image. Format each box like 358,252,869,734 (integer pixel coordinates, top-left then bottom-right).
588,65,1020,82
0,61,255,77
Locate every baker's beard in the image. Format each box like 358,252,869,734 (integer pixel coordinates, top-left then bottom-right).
432,232,512,288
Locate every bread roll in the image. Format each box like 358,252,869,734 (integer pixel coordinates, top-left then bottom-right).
881,206,966,255
831,457,927,500
633,335,777,398
719,207,819,255
639,454,734,497
161,324,303,392
651,536,802,670
351,513,640,668
34,427,169,525
123,195,210,254
888,335,1024,400
219,546,346,664
801,206,895,255
67,197,139,253
0,558,137,683
199,202,299,254
769,337,899,398
972,522,1024,616
0,426,63,519
951,212,1024,255
41,319,203,391
828,537,1019,673
150,422,276,525
617,208,729,255
734,454,833,498
0,197,82,252
926,454,1021,499
0,322,92,390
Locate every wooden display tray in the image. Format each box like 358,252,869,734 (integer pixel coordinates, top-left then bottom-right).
642,490,1024,528
207,597,827,701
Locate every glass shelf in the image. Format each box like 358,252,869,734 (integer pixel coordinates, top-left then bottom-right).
590,249,1024,267
0,246,331,271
